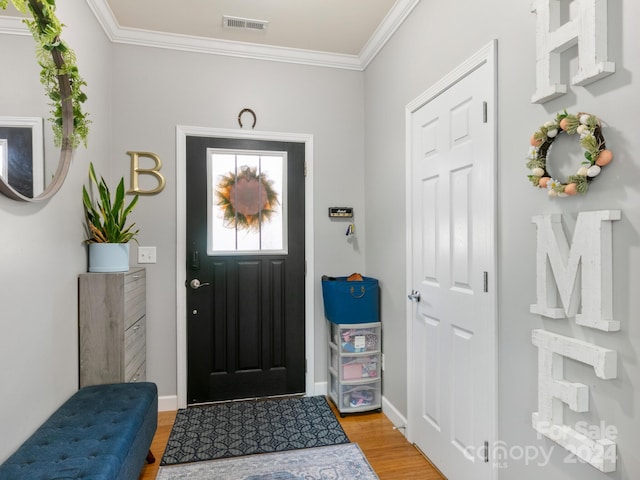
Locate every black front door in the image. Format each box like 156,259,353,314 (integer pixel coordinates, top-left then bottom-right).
186,136,306,403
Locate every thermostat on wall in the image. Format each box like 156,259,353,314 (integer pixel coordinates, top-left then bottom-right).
328,207,353,218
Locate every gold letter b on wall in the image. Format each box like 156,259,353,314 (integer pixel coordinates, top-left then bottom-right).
127,151,166,195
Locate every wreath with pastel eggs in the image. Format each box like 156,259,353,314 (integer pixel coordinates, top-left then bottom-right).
526,111,613,197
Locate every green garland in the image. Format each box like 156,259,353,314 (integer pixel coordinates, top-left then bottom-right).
526,110,612,197
1,0,89,148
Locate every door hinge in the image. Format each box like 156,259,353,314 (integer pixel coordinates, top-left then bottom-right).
483,271,488,293
482,101,488,123
305,358,307,373
484,440,489,463
304,161,307,177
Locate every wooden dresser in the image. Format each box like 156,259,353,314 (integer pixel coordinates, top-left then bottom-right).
79,267,146,387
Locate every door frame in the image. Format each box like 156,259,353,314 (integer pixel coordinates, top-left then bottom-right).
176,126,315,409
404,40,498,476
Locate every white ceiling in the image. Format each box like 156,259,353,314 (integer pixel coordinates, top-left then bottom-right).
0,0,421,70
106,0,398,56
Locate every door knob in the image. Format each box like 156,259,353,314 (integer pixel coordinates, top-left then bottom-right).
189,279,211,289
407,290,421,302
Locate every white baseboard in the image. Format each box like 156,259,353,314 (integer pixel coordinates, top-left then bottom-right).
381,395,408,438
316,381,408,439
316,381,407,436
158,394,178,412
313,381,328,396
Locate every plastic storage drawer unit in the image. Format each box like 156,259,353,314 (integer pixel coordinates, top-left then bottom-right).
328,322,382,415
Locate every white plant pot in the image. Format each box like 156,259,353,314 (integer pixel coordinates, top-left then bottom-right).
88,243,130,273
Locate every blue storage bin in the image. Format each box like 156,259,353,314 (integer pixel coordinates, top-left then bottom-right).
322,275,379,324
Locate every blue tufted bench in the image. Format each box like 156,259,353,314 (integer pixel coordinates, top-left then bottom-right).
0,382,157,480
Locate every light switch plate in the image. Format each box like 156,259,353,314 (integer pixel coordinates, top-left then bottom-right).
138,246,157,263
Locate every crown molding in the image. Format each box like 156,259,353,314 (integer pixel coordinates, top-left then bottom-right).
3,0,420,69
86,0,421,71
90,22,363,70
0,15,29,35
359,0,421,69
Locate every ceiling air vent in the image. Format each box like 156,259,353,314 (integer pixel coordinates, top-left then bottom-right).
223,15,269,32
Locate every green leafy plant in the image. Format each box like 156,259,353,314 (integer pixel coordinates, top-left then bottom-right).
82,163,139,244
0,0,90,148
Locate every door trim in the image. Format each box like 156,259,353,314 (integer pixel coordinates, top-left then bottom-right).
176,126,315,409
404,39,498,478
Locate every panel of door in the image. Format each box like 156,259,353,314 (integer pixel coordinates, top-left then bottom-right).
409,58,495,479
186,136,305,404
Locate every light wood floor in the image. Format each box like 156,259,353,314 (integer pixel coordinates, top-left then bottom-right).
139,401,444,479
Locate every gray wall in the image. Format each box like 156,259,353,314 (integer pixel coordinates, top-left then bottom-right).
2,0,639,478
0,1,113,462
364,0,640,478
110,44,368,396
0,1,367,462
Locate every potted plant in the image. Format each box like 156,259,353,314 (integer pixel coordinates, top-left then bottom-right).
82,162,139,272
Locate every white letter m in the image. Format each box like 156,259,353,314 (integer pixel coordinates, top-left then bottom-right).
530,210,620,331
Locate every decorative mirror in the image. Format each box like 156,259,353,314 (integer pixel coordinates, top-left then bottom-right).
0,0,88,202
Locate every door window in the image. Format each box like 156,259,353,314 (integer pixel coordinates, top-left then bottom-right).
207,148,287,255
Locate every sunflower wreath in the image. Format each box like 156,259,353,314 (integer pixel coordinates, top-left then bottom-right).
526,110,613,197
216,166,279,231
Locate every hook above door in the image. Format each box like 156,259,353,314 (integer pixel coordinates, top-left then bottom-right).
237,108,257,129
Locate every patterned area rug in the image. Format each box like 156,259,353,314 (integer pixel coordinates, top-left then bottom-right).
157,443,379,480
160,396,350,465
